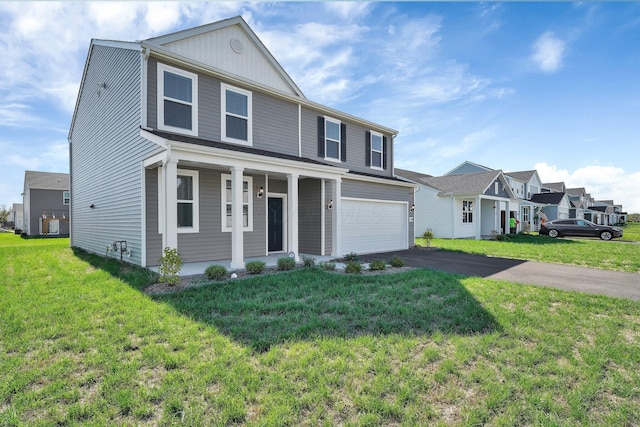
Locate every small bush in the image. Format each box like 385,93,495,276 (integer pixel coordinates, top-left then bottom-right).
302,256,316,268
246,260,266,275
158,247,183,285
344,260,362,274
422,229,434,247
321,261,336,271
369,259,386,271
205,264,227,281
344,252,358,262
389,256,405,268
277,257,296,271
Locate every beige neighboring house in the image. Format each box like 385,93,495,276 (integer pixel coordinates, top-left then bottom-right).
22,171,70,236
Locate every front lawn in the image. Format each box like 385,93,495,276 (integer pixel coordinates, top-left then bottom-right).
418,233,640,273
1,234,639,425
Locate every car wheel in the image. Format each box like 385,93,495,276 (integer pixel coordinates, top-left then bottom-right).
548,229,559,238
600,231,613,241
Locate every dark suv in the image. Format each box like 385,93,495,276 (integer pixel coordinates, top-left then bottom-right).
539,219,623,240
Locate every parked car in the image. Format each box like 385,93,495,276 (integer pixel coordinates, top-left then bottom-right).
539,219,623,240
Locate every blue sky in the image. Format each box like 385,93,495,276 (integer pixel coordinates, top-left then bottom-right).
1,2,639,212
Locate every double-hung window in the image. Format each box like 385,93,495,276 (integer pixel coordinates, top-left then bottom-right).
221,174,253,232
221,83,252,145
177,170,199,233
158,64,198,136
462,200,473,223
367,131,384,169
63,191,70,205
325,118,341,161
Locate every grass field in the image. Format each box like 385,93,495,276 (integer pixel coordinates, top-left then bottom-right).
417,223,640,273
1,233,639,425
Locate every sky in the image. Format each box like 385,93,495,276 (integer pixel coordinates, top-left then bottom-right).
1,2,640,213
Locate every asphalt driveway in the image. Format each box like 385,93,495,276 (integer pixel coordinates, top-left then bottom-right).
359,247,640,301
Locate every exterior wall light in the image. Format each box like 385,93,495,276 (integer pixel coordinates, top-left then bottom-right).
256,186,264,199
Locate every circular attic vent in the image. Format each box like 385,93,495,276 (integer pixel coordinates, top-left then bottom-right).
230,38,243,54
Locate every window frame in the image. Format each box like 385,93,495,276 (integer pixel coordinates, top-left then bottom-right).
63,191,70,205
324,116,342,162
221,83,253,146
462,200,473,223
369,131,384,170
221,173,253,232
157,63,198,136
177,169,199,234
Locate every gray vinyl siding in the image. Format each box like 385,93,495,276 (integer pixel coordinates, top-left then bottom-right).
147,59,157,129
146,168,266,265
483,178,510,198
145,168,162,266
70,44,157,265
268,178,287,194
28,189,70,236
298,178,322,254
447,163,490,175
342,178,414,244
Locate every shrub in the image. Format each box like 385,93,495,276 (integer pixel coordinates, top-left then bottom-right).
277,257,296,271
302,256,316,268
369,259,386,271
345,260,362,274
389,256,405,268
205,264,227,281
246,260,266,275
344,252,358,262
422,229,434,247
158,247,183,285
321,261,336,271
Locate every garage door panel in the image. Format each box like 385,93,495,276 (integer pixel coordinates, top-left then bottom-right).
340,199,407,255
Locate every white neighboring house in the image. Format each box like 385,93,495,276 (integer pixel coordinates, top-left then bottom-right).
395,168,518,239
10,203,24,231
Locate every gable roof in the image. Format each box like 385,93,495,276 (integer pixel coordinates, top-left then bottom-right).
530,192,566,205
24,171,69,191
143,16,305,99
566,187,587,196
403,169,513,197
394,168,432,183
542,182,566,192
505,170,536,182
444,160,495,176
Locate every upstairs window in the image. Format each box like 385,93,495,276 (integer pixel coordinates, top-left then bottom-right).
365,131,387,169
317,116,346,162
462,200,473,223
158,64,198,136
221,83,252,145
63,191,70,205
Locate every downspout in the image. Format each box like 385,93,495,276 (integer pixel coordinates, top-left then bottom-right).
160,142,172,249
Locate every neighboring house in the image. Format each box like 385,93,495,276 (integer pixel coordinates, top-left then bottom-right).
566,187,588,220
504,170,545,231
541,182,566,193
529,192,571,222
10,203,24,231
22,171,70,236
395,168,517,239
443,160,494,176
68,16,415,268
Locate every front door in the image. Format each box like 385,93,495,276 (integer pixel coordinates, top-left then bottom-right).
268,197,284,252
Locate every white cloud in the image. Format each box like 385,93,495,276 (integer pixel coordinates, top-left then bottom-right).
323,2,371,21
531,31,566,73
535,162,640,213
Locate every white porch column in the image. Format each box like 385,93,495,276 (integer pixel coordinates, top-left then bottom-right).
331,179,342,257
475,196,482,240
494,202,500,234
230,166,245,269
505,200,511,234
287,173,300,261
164,160,178,249
528,206,534,232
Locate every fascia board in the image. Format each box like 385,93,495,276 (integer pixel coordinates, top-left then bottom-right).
343,174,417,189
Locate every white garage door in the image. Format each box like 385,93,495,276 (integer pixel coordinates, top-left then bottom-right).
340,198,408,255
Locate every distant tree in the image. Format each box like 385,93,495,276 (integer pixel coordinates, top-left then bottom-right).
628,213,640,222
0,204,9,225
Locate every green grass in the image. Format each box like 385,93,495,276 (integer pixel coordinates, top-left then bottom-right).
621,222,640,242
417,231,640,273
2,234,640,425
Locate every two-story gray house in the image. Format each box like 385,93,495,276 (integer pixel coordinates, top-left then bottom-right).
68,16,415,268
22,171,70,237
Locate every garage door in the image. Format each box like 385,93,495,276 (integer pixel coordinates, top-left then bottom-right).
340,198,408,255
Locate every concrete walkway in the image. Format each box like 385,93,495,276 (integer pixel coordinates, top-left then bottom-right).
359,247,640,301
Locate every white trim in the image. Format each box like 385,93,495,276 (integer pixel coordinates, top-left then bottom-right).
141,162,147,267
177,169,200,233
324,116,341,161
221,82,253,145
157,165,164,236
62,191,70,205
267,192,288,254
157,63,198,136
221,173,253,232
321,179,326,256
298,104,302,157
264,174,269,255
